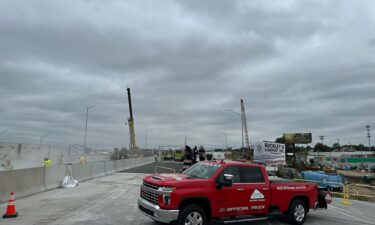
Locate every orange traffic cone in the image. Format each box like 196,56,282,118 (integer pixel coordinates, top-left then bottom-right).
3,192,18,218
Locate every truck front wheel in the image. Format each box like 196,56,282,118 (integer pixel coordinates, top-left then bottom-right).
177,204,207,225
288,199,307,225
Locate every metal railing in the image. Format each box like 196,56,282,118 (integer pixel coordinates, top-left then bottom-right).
155,166,175,174
293,178,375,205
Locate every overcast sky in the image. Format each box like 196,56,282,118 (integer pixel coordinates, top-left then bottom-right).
0,0,374,149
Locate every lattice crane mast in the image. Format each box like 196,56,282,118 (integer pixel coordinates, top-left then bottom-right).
127,88,141,157
241,99,253,160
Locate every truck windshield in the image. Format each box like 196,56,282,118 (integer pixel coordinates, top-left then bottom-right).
182,162,221,178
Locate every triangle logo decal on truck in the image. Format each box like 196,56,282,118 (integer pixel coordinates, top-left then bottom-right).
250,189,264,200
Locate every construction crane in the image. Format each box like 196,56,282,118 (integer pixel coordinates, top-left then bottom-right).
127,88,142,157
241,99,253,160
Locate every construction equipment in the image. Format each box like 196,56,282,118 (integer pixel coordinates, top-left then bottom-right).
127,88,142,157
240,99,253,160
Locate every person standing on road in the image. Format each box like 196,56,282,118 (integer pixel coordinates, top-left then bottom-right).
79,155,86,164
4,160,14,170
192,146,198,164
43,157,52,167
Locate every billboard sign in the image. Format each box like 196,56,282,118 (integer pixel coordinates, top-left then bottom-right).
283,133,312,144
253,141,286,165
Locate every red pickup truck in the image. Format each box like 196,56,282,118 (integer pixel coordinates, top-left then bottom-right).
138,160,332,225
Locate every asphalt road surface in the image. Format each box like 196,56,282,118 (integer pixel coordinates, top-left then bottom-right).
1,162,374,225
120,161,185,174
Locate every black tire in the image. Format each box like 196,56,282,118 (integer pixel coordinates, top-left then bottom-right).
177,204,207,225
287,199,307,225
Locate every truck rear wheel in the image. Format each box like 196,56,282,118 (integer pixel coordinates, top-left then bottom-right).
177,204,206,225
288,199,307,225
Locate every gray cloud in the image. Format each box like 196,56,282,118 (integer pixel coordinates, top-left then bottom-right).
0,0,374,148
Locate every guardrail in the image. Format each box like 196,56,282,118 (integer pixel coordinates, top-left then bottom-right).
155,166,175,174
0,157,155,203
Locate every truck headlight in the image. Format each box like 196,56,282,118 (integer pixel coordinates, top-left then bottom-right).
158,186,175,193
157,187,175,205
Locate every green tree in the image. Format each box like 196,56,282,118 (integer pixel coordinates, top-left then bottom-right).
332,143,340,149
314,143,332,152
275,137,285,143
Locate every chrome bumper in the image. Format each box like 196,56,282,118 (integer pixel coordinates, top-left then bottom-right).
138,197,179,223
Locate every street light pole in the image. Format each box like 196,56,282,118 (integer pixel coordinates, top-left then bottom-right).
145,129,151,150
217,131,227,149
225,109,244,149
84,105,98,152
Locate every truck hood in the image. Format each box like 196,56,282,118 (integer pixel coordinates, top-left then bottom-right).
143,173,209,188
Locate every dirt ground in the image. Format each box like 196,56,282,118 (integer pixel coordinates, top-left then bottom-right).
337,170,374,177
347,185,375,202
320,170,375,202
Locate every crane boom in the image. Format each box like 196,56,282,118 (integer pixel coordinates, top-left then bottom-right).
241,99,253,160
127,88,140,156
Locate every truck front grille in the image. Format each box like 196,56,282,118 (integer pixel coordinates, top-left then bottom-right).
141,181,160,205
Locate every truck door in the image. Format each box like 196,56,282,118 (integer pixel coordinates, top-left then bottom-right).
238,166,270,215
214,166,247,217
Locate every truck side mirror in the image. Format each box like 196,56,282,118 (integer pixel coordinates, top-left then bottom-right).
222,174,233,187
216,173,233,190
223,174,233,186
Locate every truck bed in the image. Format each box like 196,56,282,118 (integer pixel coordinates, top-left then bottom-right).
270,180,318,213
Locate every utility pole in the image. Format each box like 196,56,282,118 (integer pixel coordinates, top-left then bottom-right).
224,133,227,150
366,125,371,150
319,135,325,144
218,131,227,149
318,135,324,158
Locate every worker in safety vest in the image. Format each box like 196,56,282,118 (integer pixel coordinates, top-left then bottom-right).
4,160,14,171
43,157,52,167
79,155,86,164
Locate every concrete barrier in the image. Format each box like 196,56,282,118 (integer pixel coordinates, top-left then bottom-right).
115,160,124,171
124,158,133,169
45,165,66,189
104,160,115,174
0,157,155,203
91,161,105,178
0,167,45,203
72,163,92,181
